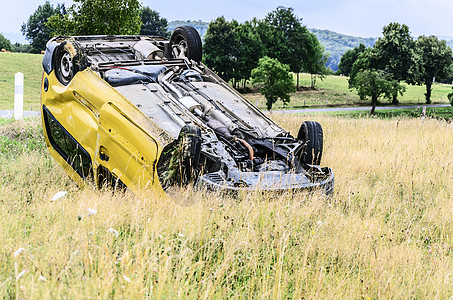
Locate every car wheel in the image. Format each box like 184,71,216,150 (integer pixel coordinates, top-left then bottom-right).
158,125,202,188
170,26,202,62
53,40,88,85
297,121,323,165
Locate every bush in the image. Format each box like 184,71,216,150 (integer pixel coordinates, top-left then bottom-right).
447,86,453,105
0,34,12,51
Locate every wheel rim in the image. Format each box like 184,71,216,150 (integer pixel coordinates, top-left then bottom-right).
59,51,73,83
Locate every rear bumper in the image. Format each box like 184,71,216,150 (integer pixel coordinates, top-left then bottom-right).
199,167,334,195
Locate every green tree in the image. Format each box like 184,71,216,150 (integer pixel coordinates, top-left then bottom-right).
257,7,315,89
448,87,453,106
251,56,295,110
140,7,169,37
351,69,404,114
203,17,239,84
337,43,367,76
48,0,141,36
414,36,453,104
21,1,65,53
348,49,372,87
372,22,416,104
234,21,264,88
349,49,405,114
204,18,264,88
12,43,32,53
0,34,12,52
302,32,329,88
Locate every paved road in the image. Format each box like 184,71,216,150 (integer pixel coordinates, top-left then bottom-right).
272,104,451,114
0,110,40,119
0,104,450,119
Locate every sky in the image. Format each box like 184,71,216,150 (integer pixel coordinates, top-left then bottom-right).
1,0,453,42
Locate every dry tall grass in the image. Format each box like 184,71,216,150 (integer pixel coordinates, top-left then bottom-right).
0,115,452,298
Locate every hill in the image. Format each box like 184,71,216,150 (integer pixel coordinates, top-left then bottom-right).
309,28,377,72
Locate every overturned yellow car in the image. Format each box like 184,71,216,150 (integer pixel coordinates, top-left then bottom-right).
41,26,334,195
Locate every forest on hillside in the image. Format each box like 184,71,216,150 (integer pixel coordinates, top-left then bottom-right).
309,28,377,72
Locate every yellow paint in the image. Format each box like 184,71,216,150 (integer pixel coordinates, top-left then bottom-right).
41,68,167,195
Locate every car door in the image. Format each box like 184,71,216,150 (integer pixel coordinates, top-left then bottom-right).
96,101,159,191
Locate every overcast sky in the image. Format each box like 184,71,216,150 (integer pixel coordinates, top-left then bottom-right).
1,0,453,39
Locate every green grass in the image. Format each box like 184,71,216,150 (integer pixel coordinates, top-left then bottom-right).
329,106,453,120
0,52,43,110
246,73,452,110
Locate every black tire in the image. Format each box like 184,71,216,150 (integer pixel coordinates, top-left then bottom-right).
53,40,88,85
157,125,202,188
297,121,323,165
170,26,202,62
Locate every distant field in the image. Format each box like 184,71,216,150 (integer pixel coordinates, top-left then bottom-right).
247,73,452,110
1,115,452,298
0,52,43,110
0,52,451,111
330,106,453,120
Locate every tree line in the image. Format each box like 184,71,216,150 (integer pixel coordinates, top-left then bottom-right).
12,1,453,112
202,7,329,109
18,0,168,53
17,1,328,110
338,23,453,113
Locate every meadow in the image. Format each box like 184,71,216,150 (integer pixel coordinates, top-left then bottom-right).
0,52,43,110
0,114,452,298
247,74,452,110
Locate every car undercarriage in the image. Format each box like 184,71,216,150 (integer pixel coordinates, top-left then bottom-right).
41,26,334,195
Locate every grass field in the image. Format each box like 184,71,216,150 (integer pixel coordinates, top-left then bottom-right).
330,106,453,121
1,52,451,112
1,115,452,298
246,74,452,110
0,52,43,110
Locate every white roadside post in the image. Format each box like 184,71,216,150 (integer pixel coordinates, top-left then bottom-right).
14,72,24,120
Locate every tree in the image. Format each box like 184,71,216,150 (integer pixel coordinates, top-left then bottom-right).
302,32,329,88
251,56,295,110
448,87,453,106
258,7,316,89
0,34,12,52
48,0,141,36
351,70,404,114
234,21,265,88
204,18,264,88
349,50,405,114
337,43,367,76
21,1,65,53
203,17,240,85
12,43,32,53
348,49,373,87
414,36,453,104
372,23,416,104
140,7,169,37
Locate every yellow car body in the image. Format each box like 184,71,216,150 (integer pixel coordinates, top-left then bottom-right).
42,68,168,194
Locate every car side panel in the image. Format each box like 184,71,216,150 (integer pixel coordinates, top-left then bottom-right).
42,68,165,193
97,102,159,191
